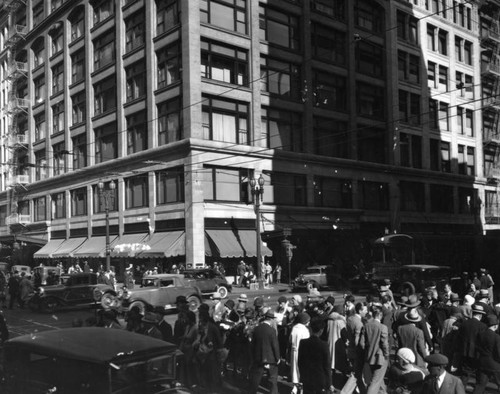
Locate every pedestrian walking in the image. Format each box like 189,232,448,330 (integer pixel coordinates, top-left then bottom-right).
289,312,310,394
8,271,20,309
422,354,465,394
274,264,282,284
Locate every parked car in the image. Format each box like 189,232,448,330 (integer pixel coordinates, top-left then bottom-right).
11,264,31,276
28,272,117,313
292,265,347,291
1,327,191,394
32,266,62,286
398,264,461,295
117,274,202,315
182,268,232,298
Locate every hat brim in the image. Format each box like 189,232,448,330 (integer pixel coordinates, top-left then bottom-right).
404,313,422,323
405,301,421,308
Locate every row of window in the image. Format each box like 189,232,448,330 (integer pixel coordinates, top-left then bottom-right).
18,167,479,221
400,1,473,30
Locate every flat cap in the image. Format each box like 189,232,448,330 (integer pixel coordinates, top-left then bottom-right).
425,353,449,366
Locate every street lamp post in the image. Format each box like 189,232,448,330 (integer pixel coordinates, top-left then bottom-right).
250,174,265,290
98,180,116,271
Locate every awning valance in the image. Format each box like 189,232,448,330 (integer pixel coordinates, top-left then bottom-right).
33,239,66,259
72,236,118,258
205,229,272,258
52,237,87,258
136,231,185,258
111,233,149,257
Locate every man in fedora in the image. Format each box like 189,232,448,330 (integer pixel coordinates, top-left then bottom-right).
249,309,280,394
476,289,495,316
397,308,427,368
452,303,488,384
422,353,465,394
473,314,500,394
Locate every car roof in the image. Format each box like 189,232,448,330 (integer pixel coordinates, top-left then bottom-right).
401,264,451,270
5,328,175,364
307,265,328,269
142,273,184,280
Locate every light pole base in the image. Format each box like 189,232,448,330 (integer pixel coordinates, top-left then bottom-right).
257,279,265,290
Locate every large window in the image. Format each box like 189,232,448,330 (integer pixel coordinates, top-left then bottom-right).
457,107,474,137
125,10,145,53
53,142,66,176
313,71,347,111
260,57,300,100
455,36,473,65
35,150,47,181
313,177,352,208
125,175,148,208
156,168,184,204
71,50,85,84
430,184,453,213
259,6,299,50
34,197,46,222
311,23,346,65
459,188,477,214
156,0,179,35
358,126,386,164
397,10,418,45
201,39,248,86
33,40,45,68
52,63,64,95
50,27,63,55
200,0,247,34
69,7,84,42
34,75,45,104
127,111,147,154
399,133,422,169
34,112,46,141
430,139,451,172
398,90,420,126
52,192,66,219
261,108,302,152
33,1,44,27
157,42,181,89
428,24,448,55
357,82,384,119
456,71,473,99
355,0,383,34
72,134,87,169
458,145,475,176
266,172,307,206
203,167,249,202
125,61,146,102
93,0,113,25
158,98,181,145
400,181,425,212
93,30,115,70
314,117,348,159
93,182,117,213
398,51,420,84
202,97,248,144
95,123,117,163
359,181,389,210
311,0,346,21
71,91,86,125
355,41,383,77
52,101,64,134
71,187,87,216
94,77,116,115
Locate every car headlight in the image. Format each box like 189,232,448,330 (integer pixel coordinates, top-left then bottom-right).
38,287,45,295
93,288,103,302
122,288,130,300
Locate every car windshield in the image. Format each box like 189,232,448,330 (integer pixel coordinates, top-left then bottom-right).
141,279,158,287
111,354,175,393
306,268,322,274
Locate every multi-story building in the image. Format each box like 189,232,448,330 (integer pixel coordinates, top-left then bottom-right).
0,0,498,279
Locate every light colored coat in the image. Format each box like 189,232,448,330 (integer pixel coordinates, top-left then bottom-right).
289,322,310,384
326,311,346,369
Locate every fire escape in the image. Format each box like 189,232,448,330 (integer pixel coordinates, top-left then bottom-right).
3,0,30,231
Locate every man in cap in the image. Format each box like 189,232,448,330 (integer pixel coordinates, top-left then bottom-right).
452,303,487,384
360,306,389,394
422,353,465,394
473,314,500,394
249,309,280,394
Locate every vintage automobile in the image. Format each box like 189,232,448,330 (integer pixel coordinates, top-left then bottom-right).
28,272,117,313
117,273,202,315
1,327,191,394
32,265,62,286
292,265,347,291
398,264,462,295
182,268,232,298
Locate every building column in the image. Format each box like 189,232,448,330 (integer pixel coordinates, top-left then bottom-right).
184,159,205,268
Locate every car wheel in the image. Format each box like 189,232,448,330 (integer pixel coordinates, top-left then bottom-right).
217,286,228,299
129,300,146,316
306,281,317,292
187,295,201,312
40,297,59,313
101,292,118,310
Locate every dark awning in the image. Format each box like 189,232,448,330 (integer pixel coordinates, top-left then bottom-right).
111,233,149,257
72,236,119,258
136,231,185,258
33,239,66,259
205,229,272,258
52,237,87,258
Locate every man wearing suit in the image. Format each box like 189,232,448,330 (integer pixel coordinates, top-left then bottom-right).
397,309,427,368
249,309,280,394
452,303,487,383
360,306,389,394
298,316,334,394
422,353,465,394
473,314,500,394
